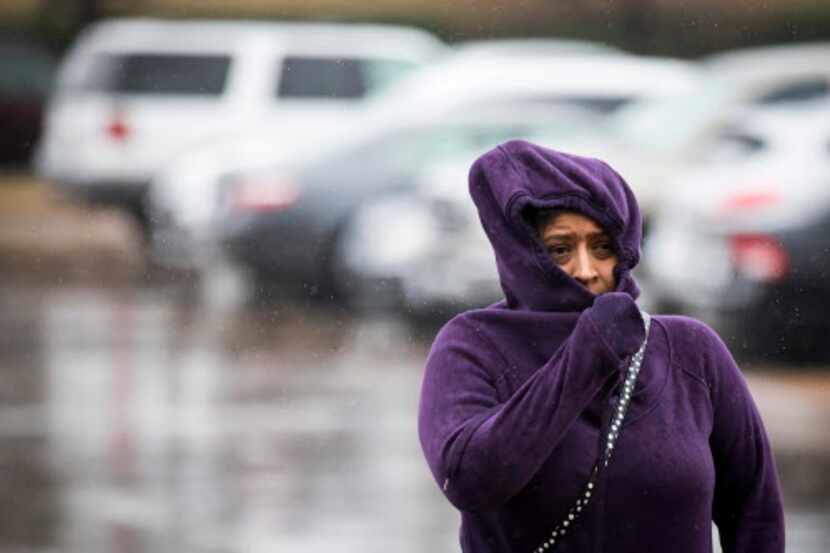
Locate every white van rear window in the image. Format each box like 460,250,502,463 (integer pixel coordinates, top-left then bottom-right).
76,53,231,96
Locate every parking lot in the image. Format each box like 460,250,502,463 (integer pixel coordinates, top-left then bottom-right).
0,179,828,552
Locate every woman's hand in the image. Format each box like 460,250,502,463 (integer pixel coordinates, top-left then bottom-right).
582,292,645,364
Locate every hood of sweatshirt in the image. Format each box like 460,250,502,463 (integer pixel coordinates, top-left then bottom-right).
469,139,642,312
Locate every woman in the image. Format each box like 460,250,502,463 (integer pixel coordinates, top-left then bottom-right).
417,140,784,552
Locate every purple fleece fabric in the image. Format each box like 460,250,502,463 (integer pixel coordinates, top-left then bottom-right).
417,140,785,553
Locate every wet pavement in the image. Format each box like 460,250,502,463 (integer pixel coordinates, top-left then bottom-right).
0,182,829,552
0,277,461,553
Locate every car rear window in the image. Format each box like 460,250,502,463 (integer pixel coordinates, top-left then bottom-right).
78,53,231,96
276,56,417,100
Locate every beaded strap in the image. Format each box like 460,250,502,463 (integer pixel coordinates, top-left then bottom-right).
532,311,651,552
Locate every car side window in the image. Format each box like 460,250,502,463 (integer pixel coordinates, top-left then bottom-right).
276,56,366,99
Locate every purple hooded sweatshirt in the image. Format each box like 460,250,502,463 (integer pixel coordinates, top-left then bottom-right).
417,140,785,553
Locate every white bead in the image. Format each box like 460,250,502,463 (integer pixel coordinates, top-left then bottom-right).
588,483,594,489
563,520,569,527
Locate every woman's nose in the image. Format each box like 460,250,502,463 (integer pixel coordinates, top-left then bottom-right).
572,245,598,284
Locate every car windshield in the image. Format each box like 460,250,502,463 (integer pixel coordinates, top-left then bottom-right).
74,52,231,95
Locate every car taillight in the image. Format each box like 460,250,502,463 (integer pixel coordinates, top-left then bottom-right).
105,116,130,142
229,178,299,213
719,190,780,218
729,234,789,282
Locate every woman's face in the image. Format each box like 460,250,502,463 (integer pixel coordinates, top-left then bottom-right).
538,211,618,295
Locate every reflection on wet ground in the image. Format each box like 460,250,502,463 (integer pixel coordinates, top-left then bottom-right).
0,275,828,552
0,277,457,553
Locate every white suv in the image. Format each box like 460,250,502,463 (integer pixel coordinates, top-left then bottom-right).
34,18,445,228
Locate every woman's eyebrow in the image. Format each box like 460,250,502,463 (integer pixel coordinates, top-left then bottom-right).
544,230,609,241
543,230,576,240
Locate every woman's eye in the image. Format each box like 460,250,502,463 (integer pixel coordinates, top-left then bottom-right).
593,242,614,258
547,245,571,261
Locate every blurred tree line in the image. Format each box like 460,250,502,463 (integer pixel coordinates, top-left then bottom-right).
3,0,830,56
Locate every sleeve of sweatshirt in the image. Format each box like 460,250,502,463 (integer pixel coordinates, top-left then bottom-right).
417,292,645,512
705,327,785,552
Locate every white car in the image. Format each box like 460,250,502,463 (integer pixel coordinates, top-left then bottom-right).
363,49,702,129
355,49,706,227
574,42,830,229
34,17,445,230
645,101,830,323
703,41,830,106
146,45,699,272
